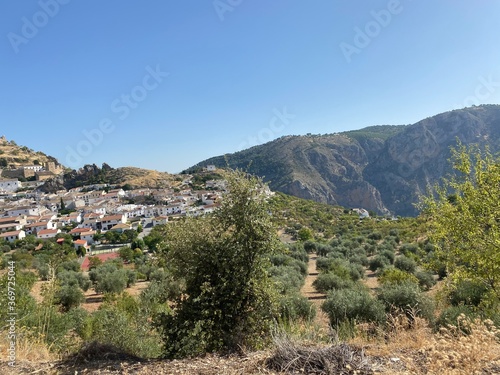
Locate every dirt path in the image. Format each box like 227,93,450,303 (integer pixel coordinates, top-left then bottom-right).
300,253,330,328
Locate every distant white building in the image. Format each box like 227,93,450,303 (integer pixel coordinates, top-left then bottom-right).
0,179,21,192
0,230,25,243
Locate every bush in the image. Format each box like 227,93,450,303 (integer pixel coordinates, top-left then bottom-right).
379,250,395,264
377,282,434,322
448,280,490,307
56,284,85,311
435,305,478,332
278,292,316,322
88,305,163,358
368,255,390,272
414,271,436,291
368,231,382,240
378,268,418,286
394,256,417,274
322,287,385,325
89,263,128,295
313,273,355,293
400,243,419,256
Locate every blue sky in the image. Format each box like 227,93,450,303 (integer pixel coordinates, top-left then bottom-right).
1,1,499,173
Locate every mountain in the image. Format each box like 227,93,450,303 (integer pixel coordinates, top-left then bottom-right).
188,105,500,216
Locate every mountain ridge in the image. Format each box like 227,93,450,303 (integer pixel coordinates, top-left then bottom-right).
189,105,500,216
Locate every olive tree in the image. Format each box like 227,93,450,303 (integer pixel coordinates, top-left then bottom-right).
157,170,283,358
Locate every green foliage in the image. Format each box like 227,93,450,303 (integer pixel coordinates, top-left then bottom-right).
421,143,500,305
277,292,316,322
448,280,490,307
394,255,417,273
89,262,128,295
322,287,386,326
158,170,283,358
297,227,313,241
378,267,419,286
313,273,355,293
369,255,390,272
85,301,163,358
377,282,434,322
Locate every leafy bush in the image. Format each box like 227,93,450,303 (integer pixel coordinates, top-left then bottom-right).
377,282,434,322
394,256,417,274
378,267,418,286
56,284,85,311
400,243,419,256
88,305,163,358
89,263,128,294
414,271,436,291
379,249,395,264
368,255,390,272
448,280,490,307
322,287,385,325
313,273,355,293
435,305,478,332
278,292,315,322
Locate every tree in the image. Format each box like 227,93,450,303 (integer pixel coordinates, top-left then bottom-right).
158,170,283,358
89,262,127,295
421,143,500,306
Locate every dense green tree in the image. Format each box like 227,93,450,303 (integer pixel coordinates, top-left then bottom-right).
421,144,500,306
157,170,283,358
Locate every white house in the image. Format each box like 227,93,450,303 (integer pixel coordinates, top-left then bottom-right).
80,230,96,245
37,229,61,239
100,214,126,231
6,206,40,217
0,230,25,243
24,221,55,235
0,179,21,192
152,216,168,226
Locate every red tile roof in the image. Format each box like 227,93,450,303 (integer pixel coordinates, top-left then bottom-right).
80,252,120,271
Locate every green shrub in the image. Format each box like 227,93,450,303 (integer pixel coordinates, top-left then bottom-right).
368,255,390,272
278,292,316,322
56,284,85,311
368,231,382,240
414,271,436,291
377,282,434,322
88,305,163,358
270,265,304,293
378,268,418,286
394,256,417,274
448,280,489,307
379,249,395,264
435,305,478,332
322,287,385,325
400,243,419,256
313,273,355,293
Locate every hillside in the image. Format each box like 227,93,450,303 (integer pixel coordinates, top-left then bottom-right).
37,163,177,192
189,105,500,216
0,136,62,173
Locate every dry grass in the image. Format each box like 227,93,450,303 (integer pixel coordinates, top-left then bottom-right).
352,314,500,374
